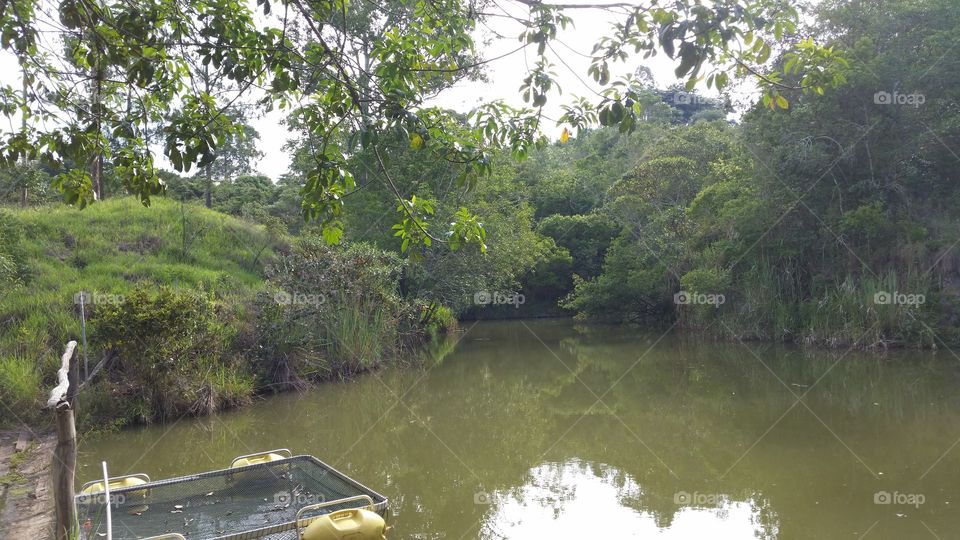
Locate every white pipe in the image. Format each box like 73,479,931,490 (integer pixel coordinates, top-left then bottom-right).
80,292,89,381
102,461,112,540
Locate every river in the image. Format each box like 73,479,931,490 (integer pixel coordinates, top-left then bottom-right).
79,319,960,539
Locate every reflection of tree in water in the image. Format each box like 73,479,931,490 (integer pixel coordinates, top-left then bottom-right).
550,324,960,538
80,320,960,539
481,459,777,539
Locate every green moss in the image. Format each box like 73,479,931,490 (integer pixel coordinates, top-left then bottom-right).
0,440,37,487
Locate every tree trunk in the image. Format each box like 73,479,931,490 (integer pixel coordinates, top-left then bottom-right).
202,66,214,208
204,166,213,208
19,65,29,207
90,36,105,201
92,153,103,201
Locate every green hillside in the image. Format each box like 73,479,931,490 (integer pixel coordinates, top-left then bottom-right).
0,197,280,425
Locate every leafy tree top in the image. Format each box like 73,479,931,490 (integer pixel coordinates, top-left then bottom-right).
0,0,847,256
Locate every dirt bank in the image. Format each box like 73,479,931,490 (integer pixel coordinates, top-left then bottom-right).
0,429,55,539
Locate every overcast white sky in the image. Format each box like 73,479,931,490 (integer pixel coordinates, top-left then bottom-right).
249,4,738,178
0,2,755,181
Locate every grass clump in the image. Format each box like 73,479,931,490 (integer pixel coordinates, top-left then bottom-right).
0,354,41,423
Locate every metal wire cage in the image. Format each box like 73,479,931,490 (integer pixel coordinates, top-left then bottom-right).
75,455,389,540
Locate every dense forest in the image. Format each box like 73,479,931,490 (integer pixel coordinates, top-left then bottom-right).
1,0,959,430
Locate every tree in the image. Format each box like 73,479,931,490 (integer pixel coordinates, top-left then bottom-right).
0,0,847,255
656,85,727,124
214,174,277,218
558,0,960,346
194,120,263,208
0,161,54,206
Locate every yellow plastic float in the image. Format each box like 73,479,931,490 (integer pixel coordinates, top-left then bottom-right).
230,448,293,468
297,495,387,540
79,473,150,499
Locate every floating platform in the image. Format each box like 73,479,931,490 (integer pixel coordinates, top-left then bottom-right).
75,454,388,539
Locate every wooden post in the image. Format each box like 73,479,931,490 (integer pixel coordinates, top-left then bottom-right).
47,341,78,540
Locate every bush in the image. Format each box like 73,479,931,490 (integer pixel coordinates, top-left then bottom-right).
840,202,894,249
417,302,457,336
680,267,730,295
92,285,253,421
251,239,412,389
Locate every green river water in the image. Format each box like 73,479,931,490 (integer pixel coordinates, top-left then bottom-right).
79,319,960,539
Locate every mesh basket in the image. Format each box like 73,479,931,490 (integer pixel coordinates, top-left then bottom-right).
75,455,388,540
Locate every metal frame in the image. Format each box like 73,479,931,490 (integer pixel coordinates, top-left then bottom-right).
229,448,292,468
75,455,388,540
294,495,375,540
79,473,151,494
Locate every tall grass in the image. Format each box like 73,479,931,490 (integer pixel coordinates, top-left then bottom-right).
325,299,396,374
706,260,937,348
0,353,41,422
191,362,256,416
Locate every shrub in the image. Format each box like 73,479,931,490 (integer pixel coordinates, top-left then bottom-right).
421,303,457,335
840,202,894,249
680,267,731,296
92,284,252,421
251,239,411,388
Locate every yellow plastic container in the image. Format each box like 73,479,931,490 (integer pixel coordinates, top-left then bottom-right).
230,449,292,468
302,508,387,540
79,474,150,499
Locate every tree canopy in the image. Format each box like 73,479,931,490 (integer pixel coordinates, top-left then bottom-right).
0,0,847,255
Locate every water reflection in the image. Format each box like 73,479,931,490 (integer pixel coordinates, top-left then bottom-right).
483,460,777,539
80,320,960,539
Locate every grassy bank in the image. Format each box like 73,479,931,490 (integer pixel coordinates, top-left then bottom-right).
0,197,276,424
0,197,442,431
